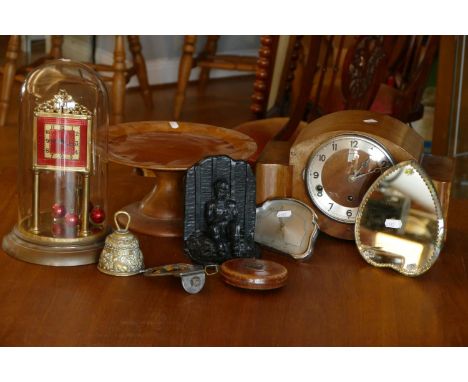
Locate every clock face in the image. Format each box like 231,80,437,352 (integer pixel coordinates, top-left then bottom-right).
34,114,91,172
305,134,394,224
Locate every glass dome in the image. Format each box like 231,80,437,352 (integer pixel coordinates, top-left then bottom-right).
2,59,109,266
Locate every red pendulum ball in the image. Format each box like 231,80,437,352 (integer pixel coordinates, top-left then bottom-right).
51,203,66,219
51,222,64,237
65,212,80,227
90,206,105,224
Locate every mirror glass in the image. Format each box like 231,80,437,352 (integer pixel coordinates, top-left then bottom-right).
355,161,445,276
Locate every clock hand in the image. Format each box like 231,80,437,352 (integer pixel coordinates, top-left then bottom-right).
347,158,370,180
353,158,370,175
349,166,386,181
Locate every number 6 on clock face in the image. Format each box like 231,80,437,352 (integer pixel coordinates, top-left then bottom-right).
305,134,394,224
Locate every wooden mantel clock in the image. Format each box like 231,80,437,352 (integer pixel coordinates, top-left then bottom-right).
256,110,424,240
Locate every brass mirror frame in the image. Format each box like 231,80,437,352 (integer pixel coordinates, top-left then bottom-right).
355,160,445,277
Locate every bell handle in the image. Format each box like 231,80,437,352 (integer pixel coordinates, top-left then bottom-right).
114,210,131,232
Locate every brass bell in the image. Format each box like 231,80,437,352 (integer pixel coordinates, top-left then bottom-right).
98,211,144,276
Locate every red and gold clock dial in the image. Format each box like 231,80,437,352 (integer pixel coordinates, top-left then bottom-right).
34,115,90,172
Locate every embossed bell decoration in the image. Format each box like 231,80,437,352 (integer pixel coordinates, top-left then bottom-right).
98,211,144,276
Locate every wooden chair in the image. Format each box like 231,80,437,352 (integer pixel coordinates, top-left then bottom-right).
370,36,440,123
296,36,388,120
0,35,153,127
233,35,389,163
294,35,438,124
235,35,440,166
173,35,279,120
233,36,323,163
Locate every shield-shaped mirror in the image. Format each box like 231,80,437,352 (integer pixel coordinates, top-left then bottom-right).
355,161,445,276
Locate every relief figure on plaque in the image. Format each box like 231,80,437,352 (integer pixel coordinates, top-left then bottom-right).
206,179,241,258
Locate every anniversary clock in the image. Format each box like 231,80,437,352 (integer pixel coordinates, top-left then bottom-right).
256,110,424,240
2,60,110,265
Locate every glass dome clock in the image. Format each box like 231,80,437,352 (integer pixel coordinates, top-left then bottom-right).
2,59,109,266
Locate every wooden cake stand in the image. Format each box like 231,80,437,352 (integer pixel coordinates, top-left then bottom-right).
108,121,257,237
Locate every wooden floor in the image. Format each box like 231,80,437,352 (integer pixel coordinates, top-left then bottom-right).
2,75,256,129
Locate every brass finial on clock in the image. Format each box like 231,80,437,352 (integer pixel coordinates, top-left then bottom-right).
35,89,92,115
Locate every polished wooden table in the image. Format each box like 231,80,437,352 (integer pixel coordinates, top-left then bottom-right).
1,141,468,345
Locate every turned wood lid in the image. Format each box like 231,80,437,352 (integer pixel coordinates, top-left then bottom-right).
220,258,288,290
